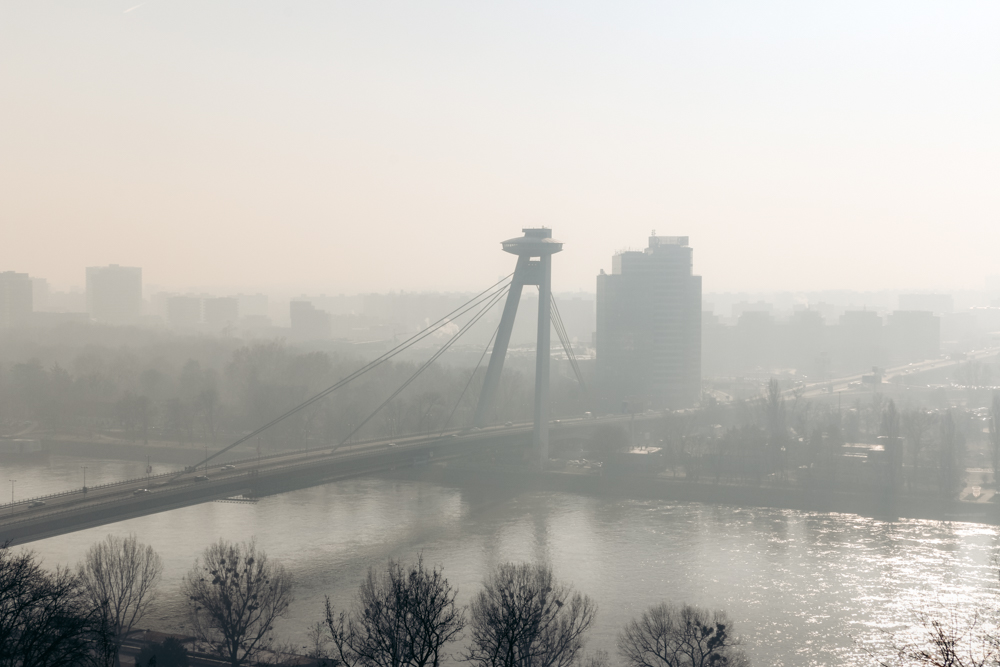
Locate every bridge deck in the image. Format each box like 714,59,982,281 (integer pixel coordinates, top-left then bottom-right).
0,414,651,546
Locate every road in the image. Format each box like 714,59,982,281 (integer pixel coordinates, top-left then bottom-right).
791,346,1000,398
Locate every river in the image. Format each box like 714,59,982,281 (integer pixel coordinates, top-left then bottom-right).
5,454,1000,666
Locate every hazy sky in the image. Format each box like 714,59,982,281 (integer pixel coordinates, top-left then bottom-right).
2,1,998,294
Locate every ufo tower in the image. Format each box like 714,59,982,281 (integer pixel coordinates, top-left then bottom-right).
474,228,563,467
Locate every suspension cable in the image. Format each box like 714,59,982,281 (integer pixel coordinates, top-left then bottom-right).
180,275,513,473
550,294,588,392
439,321,501,435
336,284,510,447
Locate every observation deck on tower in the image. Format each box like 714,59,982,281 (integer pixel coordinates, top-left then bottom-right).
501,228,563,257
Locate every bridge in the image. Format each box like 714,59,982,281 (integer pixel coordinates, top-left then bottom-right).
0,415,651,546
0,228,645,546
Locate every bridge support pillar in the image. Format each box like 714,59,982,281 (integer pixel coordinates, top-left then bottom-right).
533,252,552,467
474,229,562,469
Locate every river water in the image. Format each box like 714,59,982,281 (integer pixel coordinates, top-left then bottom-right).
6,454,1000,666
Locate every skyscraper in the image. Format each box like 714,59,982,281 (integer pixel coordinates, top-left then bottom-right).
86,264,142,324
596,235,701,411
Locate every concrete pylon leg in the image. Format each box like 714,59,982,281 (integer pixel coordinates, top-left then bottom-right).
534,254,552,468
473,256,527,427
476,229,561,468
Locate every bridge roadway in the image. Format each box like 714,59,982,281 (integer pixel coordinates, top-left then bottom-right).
0,414,646,546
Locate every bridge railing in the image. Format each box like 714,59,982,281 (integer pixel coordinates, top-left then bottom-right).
4,469,188,510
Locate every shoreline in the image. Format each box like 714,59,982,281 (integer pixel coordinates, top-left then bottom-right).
398,464,1000,526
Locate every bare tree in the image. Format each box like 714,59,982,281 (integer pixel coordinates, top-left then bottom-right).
580,651,611,667
617,602,749,667
1,543,94,667
866,610,1000,667
78,533,163,667
326,556,465,667
305,620,335,667
182,538,294,667
465,562,596,667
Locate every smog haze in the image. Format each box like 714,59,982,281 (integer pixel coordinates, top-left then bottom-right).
2,1,998,293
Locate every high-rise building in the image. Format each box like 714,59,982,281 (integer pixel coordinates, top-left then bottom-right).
86,264,142,324
596,235,701,411
0,271,33,328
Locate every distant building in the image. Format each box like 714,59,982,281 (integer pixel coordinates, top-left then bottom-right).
86,264,142,324
237,293,268,318
735,310,776,372
898,294,953,316
788,309,826,375
838,310,884,371
596,235,701,411
886,310,940,364
204,297,239,329
167,295,202,328
30,278,49,311
290,300,332,340
0,271,33,328
731,300,774,321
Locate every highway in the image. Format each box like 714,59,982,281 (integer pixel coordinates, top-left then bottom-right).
792,346,1000,398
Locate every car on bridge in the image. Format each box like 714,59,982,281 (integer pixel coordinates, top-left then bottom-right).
29,500,45,508
194,475,209,482
133,488,150,495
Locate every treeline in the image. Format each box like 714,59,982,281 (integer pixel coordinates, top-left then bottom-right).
595,382,1000,499
1,536,749,667
0,327,588,449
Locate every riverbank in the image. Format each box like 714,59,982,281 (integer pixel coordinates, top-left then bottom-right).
397,463,1000,526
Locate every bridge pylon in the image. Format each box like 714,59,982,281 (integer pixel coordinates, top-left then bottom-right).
474,228,563,468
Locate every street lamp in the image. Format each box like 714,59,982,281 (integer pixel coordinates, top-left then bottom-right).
8,479,14,515
82,466,88,494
